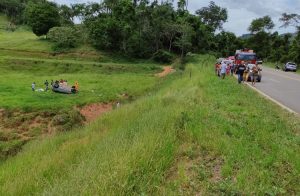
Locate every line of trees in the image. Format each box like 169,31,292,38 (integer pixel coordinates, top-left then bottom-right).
1,0,299,64
244,14,300,63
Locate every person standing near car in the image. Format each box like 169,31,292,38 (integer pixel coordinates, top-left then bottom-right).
31,82,36,91
235,62,246,84
243,62,250,82
230,62,235,76
226,62,231,75
247,63,255,82
251,64,259,86
44,80,49,91
220,61,227,79
215,62,221,77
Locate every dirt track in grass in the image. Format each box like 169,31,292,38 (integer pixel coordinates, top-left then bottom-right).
156,66,175,77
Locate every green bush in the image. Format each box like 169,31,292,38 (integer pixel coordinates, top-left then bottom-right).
152,50,174,63
52,110,84,131
280,55,290,63
47,27,80,51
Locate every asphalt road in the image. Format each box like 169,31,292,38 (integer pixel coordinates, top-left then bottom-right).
254,66,300,114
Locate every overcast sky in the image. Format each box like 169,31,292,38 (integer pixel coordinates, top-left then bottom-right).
51,0,300,36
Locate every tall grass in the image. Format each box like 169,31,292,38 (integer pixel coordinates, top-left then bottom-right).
0,55,299,194
0,54,161,110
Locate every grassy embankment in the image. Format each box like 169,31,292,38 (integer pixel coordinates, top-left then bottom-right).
0,55,299,195
0,15,166,158
0,25,161,110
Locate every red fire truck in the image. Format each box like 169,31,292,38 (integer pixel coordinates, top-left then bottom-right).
234,49,257,66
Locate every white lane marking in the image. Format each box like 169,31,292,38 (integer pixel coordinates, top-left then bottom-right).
233,75,299,115
246,83,298,115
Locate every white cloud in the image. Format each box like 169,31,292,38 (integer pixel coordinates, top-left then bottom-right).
52,0,300,35
188,0,300,35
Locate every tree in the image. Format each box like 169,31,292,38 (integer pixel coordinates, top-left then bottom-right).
47,27,81,51
87,16,122,50
177,0,188,15
288,33,300,63
246,16,275,59
70,3,86,21
82,0,227,59
163,23,181,52
246,31,272,59
280,13,300,28
174,24,194,59
59,5,74,26
215,31,240,57
150,2,176,52
279,13,300,64
0,0,25,24
25,1,60,36
248,15,274,34
195,1,227,32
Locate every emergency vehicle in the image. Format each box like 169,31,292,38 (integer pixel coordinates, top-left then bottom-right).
234,49,257,65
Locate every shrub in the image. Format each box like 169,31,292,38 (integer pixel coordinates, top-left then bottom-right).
47,27,80,51
280,55,290,63
52,110,84,131
152,49,174,63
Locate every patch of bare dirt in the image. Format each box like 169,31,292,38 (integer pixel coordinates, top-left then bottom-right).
0,108,85,159
28,117,42,129
0,108,5,118
156,66,175,77
80,103,113,122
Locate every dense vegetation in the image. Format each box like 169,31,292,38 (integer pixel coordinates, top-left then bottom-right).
1,0,300,63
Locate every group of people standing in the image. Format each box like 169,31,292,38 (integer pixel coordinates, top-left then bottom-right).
215,61,235,79
31,80,52,92
31,79,79,92
215,60,260,86
235,61,260,86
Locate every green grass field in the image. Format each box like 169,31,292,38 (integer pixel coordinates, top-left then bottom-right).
0,55,299,195
0,56,161,110
0,16,166,159
0,18,163,110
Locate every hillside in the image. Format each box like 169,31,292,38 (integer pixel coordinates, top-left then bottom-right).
0,55,299,194
0,16,167,160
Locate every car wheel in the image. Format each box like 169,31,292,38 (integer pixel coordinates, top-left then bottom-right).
257,76,261,82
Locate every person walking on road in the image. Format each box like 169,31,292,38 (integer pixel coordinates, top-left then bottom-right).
31,82,36,91
251,64,259,86
247,63,255,83
243,62,250,82
230,62,235,76
44,80,49,91
220,61,227,79
235,63,246,84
